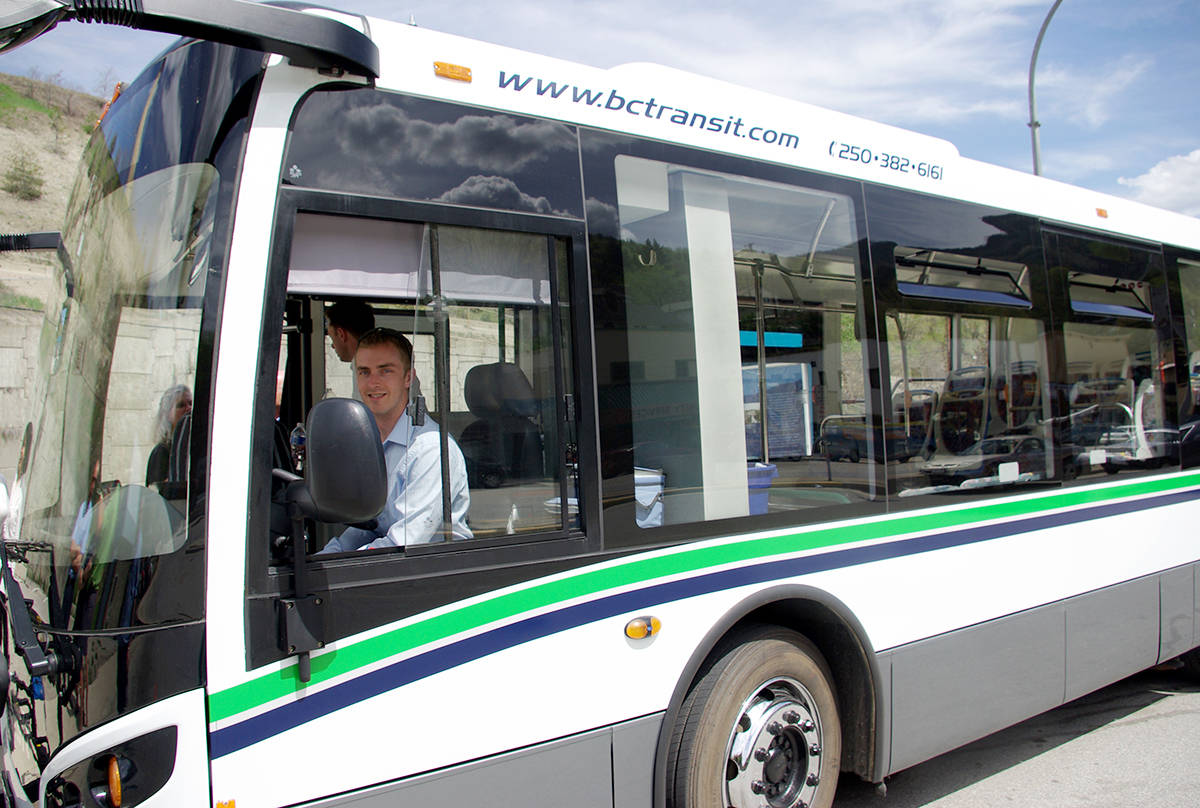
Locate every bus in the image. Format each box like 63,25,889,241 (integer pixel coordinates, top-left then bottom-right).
2,3,1200,807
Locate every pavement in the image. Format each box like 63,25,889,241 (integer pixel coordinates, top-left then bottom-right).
833,665,1200,807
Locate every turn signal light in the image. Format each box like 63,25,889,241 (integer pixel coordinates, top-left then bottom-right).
106,755,123,807
624,615,661,640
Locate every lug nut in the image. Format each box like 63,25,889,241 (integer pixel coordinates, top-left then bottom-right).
754,748,769,762
807,773,820,786
783,710,800,723
750,780,766,795
809,743,822,756
800,719,816,732
766,721,782,735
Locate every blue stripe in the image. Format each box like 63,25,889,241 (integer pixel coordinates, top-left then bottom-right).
739,330,804,348
209,486,1199,758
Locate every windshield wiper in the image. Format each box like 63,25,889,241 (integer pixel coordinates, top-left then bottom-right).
0,230,73,296
1,552,62,677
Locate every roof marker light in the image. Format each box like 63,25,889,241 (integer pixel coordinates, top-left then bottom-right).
1096,208,1109,219
434,61,472,82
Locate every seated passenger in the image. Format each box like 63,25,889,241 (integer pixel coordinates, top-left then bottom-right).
320,328,471,552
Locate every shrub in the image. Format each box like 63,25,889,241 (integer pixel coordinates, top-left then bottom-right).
2,148,44,201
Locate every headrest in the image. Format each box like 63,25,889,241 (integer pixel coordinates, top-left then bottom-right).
464,362,538,418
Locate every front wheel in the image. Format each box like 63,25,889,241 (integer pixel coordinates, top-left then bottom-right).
666,625,841,808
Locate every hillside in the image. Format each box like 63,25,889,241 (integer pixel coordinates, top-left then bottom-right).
0,74,103,480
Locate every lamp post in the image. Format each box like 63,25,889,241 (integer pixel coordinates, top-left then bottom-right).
1028,0,1064,176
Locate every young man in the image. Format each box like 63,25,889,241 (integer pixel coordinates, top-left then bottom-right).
320,328,472,551
325,300,375,363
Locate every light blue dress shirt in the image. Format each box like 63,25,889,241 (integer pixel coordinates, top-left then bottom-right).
320,411,472,552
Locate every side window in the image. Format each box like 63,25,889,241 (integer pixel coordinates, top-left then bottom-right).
886,310,1053,496
865,186,1055,500
602,155,874,530
1049,232,1174,479
1178,258,1200,420
276,213,579,557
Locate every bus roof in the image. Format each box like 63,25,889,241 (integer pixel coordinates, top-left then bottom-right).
362,16,1200,252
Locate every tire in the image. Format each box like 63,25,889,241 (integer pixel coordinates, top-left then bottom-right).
666,625,841,808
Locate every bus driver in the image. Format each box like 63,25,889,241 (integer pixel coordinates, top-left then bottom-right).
319,328,472,551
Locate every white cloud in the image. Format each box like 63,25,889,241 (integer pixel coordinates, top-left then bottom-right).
1039,55,1152,129
1118,150,1200,216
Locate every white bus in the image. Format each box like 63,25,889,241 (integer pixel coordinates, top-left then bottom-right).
2,3,1200,807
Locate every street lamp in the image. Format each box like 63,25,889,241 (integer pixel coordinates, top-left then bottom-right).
1028,0,1064,176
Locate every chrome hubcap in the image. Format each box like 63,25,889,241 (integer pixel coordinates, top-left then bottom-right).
725,677,823,808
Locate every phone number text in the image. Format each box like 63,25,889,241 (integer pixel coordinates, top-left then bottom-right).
829,140,944,180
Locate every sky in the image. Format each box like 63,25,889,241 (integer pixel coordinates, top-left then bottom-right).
1,0,1197,216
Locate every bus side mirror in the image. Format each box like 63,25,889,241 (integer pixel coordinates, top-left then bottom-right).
279,398,385,683
293,397,386,524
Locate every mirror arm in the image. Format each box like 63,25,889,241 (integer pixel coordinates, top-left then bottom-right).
276,486,325,684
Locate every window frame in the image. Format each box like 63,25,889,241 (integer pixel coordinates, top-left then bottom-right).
578,132,886,550
1042,226,1179,480
1163,246,1200,438
244,187,600,668
863,186,1057,502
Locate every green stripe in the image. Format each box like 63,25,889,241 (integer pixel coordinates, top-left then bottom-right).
207,471,1200,723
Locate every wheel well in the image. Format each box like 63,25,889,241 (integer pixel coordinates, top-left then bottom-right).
743,598,878,780
652,589,883,808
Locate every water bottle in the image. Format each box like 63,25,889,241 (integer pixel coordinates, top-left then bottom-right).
289,422,306,472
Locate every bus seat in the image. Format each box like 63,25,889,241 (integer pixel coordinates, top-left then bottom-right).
931,366,989,454
460,362,544,489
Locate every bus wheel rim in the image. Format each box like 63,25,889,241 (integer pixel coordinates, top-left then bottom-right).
724,675,823,808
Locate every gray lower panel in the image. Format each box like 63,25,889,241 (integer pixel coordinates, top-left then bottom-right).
613,714,662,808
308,722,618,808
888,571,1182,776
889,602,1066,773
1158,565,1194,665
1064,576,1160,702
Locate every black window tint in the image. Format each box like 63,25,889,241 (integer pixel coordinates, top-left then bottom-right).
1046,231,1177,479
284,88,584,218
865,185,1047,312
865,186,1059,502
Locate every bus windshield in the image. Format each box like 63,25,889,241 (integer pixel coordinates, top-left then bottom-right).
8,40,260,640
16,160,213,630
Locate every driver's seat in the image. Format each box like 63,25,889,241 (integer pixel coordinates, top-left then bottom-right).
459,363,543,488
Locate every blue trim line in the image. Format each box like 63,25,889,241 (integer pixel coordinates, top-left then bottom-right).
739,330,804,348
209,486,1199,758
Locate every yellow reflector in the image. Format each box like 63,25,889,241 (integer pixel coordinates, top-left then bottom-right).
1096,208,1109,219
107,756,123,808
624,616,661,640
434,62,472,82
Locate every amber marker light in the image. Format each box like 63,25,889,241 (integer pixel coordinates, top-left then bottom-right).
106,756,123,808
1096,208,1109,219
96,82,124,127
434,61,472,82
624,616,661,640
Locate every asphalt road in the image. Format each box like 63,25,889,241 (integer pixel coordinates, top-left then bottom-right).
832,664,1200,808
